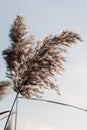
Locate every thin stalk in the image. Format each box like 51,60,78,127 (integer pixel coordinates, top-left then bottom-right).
19,97,87,112
14,95,18,130
4,91,19,130
0,111,10,115
0,112,15,121
31,98,87,112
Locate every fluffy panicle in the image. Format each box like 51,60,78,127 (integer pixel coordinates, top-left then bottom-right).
21,31,82,97
2,15,82,98
3,15,36,98
3,15,35,77
0,81,12,100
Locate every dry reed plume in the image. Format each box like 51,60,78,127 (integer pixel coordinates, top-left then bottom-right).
0,81,12,99
2,15,82,98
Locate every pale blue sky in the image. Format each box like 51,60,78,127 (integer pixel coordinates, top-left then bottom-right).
0,0,87,130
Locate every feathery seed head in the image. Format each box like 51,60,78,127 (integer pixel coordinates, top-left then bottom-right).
0,81,12,100
2,15,82,98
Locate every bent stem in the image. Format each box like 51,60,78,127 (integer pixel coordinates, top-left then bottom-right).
0,112,15,121
0,111,10,115
19,97,87,112
4,91,19,130
31,98,87,112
